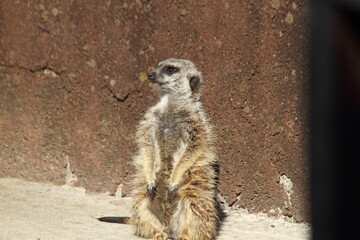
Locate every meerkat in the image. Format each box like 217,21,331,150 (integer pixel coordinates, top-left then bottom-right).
130,58,219,240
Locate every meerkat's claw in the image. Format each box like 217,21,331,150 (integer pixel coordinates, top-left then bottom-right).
147,183,157,200
167,185,179,198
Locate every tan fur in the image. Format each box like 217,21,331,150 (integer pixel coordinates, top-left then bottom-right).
131,58,218,240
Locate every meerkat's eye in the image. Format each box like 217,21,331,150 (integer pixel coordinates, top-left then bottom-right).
165,66,179,75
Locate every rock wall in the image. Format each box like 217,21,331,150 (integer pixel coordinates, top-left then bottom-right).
0,0,309,222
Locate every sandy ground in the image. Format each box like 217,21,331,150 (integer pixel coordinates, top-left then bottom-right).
0,178,310,240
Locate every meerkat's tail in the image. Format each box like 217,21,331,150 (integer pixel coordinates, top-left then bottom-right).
97,216,131,224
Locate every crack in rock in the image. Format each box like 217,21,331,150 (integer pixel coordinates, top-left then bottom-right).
105,86,130,103
0,63,62,76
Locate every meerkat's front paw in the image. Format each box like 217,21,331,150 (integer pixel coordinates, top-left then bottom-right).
167,184,179,198
147,182,157,200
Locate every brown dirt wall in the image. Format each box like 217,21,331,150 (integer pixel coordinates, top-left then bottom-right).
0,0,310,222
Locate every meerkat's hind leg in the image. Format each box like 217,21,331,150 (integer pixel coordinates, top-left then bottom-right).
133,207,167,240
171,166,218,240
175,198,217,240
132,189,167,239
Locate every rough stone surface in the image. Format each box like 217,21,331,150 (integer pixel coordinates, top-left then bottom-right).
0,0,310,222
0,178,311,240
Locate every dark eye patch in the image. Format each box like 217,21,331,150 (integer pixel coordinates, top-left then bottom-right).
163,65,179,75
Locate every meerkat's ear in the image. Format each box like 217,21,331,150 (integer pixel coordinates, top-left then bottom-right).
189,75,202,91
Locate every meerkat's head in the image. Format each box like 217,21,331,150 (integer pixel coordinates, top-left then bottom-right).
147,58,203,100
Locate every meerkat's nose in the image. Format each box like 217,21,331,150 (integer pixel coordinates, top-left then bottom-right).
148,71,156,81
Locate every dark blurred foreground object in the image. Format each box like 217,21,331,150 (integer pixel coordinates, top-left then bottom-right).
311,0,360,240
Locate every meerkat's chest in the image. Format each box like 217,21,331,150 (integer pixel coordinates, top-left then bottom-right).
157,111,190,158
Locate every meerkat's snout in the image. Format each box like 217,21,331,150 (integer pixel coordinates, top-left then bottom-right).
148,71,156,81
